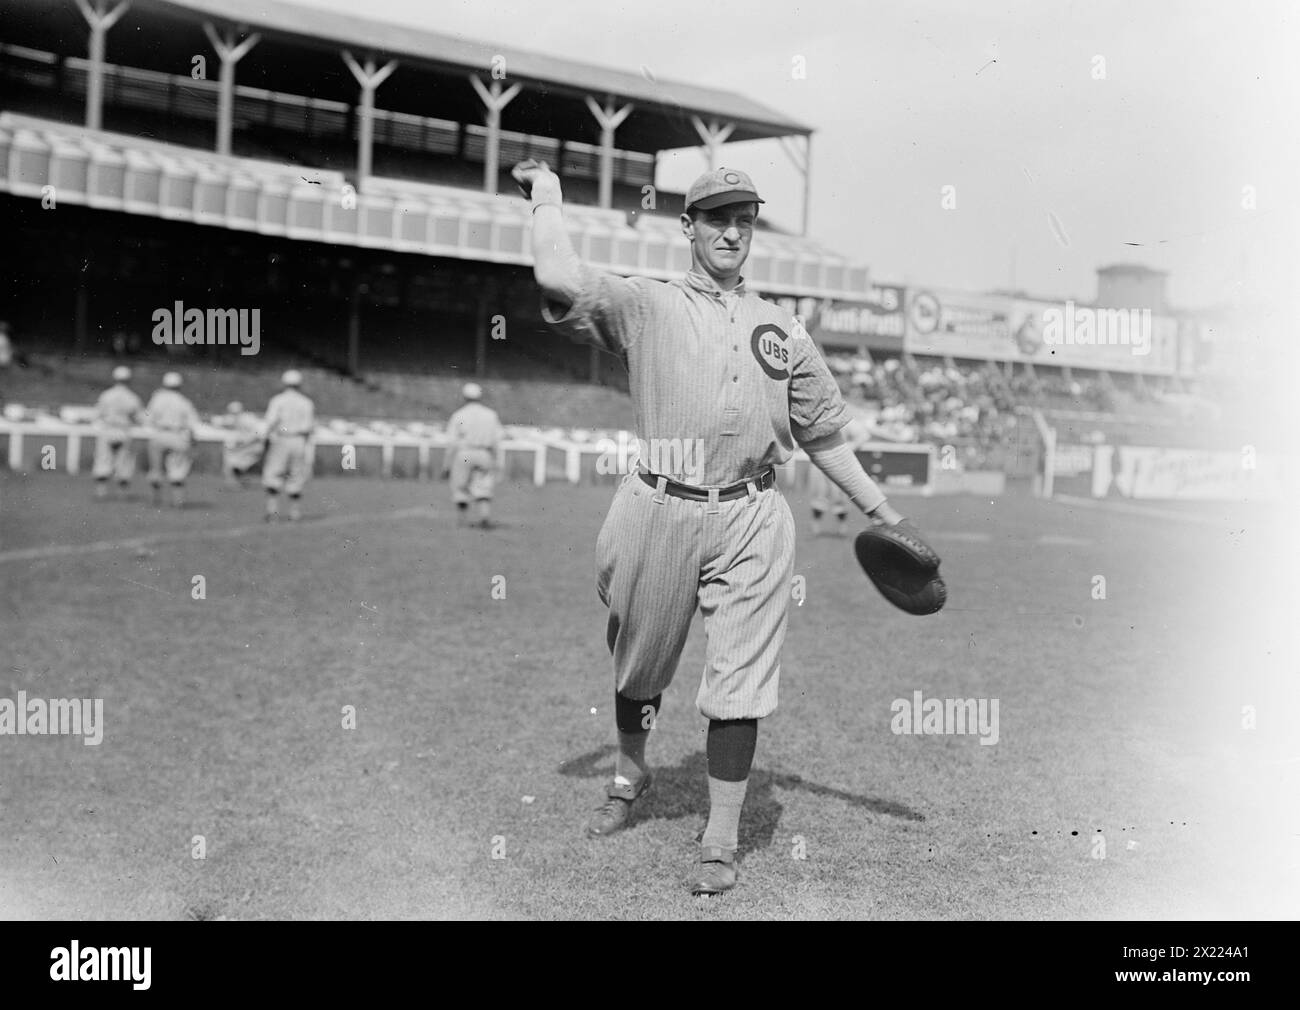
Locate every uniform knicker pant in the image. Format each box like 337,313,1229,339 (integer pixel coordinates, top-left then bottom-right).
146,432,193,484
224,439,264,474
451,448,496,503
596,472,796,721
263,435,311,494
92,431,136,481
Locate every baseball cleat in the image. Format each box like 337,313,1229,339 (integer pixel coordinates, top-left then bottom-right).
585,771,653,837
689,846,737,896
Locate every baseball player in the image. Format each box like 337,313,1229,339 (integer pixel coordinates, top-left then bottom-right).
262,370,315,522
144,371,200,508
518,159,916,895
219,400,265,489
446,382,504,528
91,365,143,499
808,412,873,536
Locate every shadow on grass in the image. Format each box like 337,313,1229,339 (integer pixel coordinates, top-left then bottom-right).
559,746,924,854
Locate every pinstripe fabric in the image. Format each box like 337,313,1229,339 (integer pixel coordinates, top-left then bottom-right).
596,473,794,719
546,264,846,719
543,266,849,487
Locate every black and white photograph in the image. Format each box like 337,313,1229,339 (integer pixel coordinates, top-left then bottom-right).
0,0,1296,944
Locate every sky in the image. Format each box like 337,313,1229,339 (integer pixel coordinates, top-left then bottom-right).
295,0,1298,312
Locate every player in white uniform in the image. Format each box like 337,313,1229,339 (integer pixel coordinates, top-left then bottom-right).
144,371,200,508
262,370,315,522
219,400,265,489
446,382,504,528
92,365,143,499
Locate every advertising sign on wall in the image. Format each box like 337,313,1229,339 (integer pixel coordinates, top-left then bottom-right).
904,289,1178,375
767,285,907,353
1090,445,1286,501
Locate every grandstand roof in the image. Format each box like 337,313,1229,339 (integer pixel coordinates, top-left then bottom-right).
19,0,810,150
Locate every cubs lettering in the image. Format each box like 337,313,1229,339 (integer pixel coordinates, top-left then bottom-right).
751,323,791,380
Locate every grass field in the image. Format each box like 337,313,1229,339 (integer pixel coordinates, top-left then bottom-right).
1,470,1296,920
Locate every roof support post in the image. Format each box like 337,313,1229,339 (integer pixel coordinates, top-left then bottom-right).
74,0,130,131
779,133,813,237
203,23,260,157
691,115,734,171
343,52,398,189
585,95,633,210
470,76,522,195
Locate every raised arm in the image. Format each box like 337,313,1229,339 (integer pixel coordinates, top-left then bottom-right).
513,160,585,311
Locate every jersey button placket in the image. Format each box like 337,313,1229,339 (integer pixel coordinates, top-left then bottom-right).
731,297,740,383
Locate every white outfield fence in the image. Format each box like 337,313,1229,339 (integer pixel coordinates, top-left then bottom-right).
0,418,939,492
0,418,558,485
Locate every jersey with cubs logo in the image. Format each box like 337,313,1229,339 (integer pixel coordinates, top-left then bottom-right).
542,264,850,487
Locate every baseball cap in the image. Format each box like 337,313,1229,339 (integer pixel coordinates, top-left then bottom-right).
684,167,765,213
281,369,303,387
162,372,183,388
462,382,483,401
112,366,131,382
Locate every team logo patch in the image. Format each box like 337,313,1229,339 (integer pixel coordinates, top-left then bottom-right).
751,324,791,380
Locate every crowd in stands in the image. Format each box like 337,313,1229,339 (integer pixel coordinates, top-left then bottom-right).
823,352,1021,454
822,349,1184,435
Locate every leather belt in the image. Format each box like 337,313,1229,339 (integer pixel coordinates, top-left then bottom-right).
639,468,775,502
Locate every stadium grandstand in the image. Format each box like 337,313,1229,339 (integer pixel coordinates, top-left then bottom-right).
0,0,853,406
0,0,1277,501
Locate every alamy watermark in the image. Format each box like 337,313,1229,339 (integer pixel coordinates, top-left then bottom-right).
152,302,260,355
0,691,104,745
596,432,705,482
1041,300,1151,357
891,689,999,745
50,942,150,989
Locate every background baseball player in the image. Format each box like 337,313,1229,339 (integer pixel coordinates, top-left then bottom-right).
91,365,143,499
446,382,504,528
262,370,315,522
218,400,265,489
143,371,200,508
808,412,873,536
519,159,914,896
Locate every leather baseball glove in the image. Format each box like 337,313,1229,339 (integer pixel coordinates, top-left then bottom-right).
854,518,947,615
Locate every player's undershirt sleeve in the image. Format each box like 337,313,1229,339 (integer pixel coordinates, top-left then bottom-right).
787,320,852,443
540,264,650,356
804,432,888,513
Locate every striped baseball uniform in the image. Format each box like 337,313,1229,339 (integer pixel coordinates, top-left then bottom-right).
262,388,315,494
447,401,503,503
144,388,200,484
544,266,849,719
92,384,143,481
